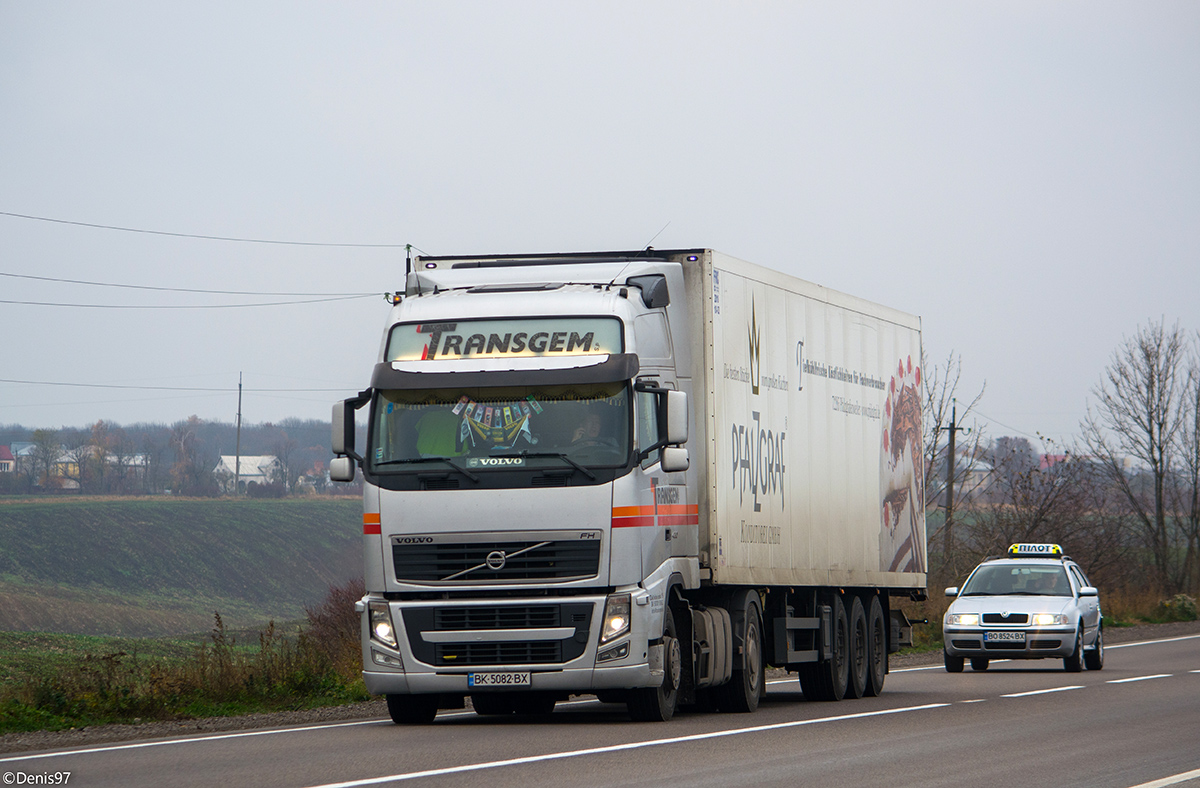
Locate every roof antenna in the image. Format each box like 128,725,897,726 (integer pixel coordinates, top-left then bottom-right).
607,221,671,289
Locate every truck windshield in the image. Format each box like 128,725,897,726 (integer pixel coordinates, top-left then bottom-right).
370,381,631,472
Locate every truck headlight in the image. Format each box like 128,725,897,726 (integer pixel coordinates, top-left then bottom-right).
945,613,979,626
369,601,398,648
1031,613,1069,626
600,593,631,644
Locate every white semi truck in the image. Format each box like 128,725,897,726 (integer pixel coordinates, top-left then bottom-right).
330,248,926,723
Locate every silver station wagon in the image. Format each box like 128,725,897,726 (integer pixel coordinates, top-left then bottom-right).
943,544,1104,672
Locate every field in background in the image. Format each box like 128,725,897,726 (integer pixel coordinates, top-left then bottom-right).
0,497,362,637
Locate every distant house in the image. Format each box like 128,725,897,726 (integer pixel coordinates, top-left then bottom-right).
0,446,14,473
213,455,282,494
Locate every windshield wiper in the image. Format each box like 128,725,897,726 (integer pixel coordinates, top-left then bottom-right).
373,456,479,483
518,451,597,480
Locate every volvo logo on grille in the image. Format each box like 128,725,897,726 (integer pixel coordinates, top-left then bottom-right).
485,550,507,571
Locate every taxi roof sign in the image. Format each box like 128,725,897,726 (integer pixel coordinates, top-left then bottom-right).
1008,543,1063,558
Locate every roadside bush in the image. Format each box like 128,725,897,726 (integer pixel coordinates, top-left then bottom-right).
1153,594,1199,622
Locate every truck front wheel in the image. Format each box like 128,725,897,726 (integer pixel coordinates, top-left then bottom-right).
627,607,681,722
386,693,439,724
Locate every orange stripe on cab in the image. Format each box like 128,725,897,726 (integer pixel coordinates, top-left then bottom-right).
363,512,381,535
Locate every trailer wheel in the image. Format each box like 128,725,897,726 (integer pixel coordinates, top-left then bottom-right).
627,606,681,722
800,594,849,701
864,595,887,697
713,595,763,714
847,596,868,699
386,693,439,724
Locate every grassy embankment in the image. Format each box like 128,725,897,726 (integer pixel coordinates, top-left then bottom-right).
0,497,367,733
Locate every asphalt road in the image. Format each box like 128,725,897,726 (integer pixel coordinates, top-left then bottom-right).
3,633,1198,788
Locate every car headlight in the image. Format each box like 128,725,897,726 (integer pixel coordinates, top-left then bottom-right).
945,613,979,627
600,593,631,644
369,601,398,648
1031,613,1069,626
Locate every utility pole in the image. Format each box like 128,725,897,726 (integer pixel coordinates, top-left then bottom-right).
234,372,243,496
943,398,969,575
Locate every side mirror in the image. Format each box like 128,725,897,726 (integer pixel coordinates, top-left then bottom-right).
332,400,354,457
665,390,688,445
1079,586,1099,597
945,587,959,598
329,456,357,483
661,447,689,473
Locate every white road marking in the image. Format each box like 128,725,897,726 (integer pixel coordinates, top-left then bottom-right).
960,699,987,703
302,703,952,788
1107,634,1200,649
1106,674,1172,684
0,719,389,764
1001,685,1084,698
1124,766,1200,788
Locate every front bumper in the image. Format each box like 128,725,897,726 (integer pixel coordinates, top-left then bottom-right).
944,626,1075,659
361,591,660,696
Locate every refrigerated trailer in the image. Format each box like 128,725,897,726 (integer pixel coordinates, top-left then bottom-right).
330,248,926,723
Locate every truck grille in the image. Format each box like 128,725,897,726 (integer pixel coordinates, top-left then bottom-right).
403,603,593,667
393,539,601,583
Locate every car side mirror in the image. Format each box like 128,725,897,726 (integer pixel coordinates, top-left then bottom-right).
1079,586,1098,597
945,587,959,598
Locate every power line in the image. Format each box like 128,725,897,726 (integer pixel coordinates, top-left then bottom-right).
0,294,377,309
0,378,352,392
1,210,409,248
0,271,376,297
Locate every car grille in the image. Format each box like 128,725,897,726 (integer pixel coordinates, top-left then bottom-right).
393,539,601,583
982,613,1029,625
403,603,593,667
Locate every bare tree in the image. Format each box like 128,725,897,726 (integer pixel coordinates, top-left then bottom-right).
1081,319,1190,592
922,351,987,579
30,428,61,491
1172,336,1200,592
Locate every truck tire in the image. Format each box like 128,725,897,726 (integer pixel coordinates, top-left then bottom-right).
713,594,763,713
864,596,887,697
471,694,513,716
1084,625,1104,671
1063,628,1084,673
800,594,849,701
386,693,439,724
847,596,869,699
627,607,681,722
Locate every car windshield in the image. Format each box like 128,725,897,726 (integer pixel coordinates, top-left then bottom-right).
369,381,630,472
960,564,1071,597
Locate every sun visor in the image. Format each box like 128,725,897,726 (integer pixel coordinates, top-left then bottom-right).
370,353,640,390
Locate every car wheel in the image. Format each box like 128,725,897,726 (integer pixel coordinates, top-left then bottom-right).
944,651,964,673
970,657,989,671
1063,628,1084,673
1084,625,1104,671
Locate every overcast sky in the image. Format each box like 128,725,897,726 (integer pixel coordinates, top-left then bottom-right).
2,2,1197,449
